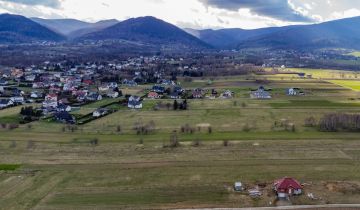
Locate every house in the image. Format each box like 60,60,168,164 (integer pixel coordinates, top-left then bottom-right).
123,79,137,87
0,99,14,109
221,90,233,99
43,94,58,109
32,82,45,89
106,90,119,98
45,94,58,102
0,79,8,86
192,88,204,99
57,104,72,112
72,90,88,102
152,85,166,94
25,74,36,82
128,96,143,109
83,79,94,86
169,92,181,99
174,86,184,94
93,108,109,117
108,82,118,89
287,88,304,96
250,86,272,99
86,92,102,101
98,84,110,92
63,82,77,91
274,177,303,198
148,91,161,99
30,91,43,99
10,96,25,105
54,111,76,124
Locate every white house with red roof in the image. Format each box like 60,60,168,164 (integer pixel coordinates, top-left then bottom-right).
273,177,302,198
43,94,58,109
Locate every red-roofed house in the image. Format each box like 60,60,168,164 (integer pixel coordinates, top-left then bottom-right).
274,177,302,198
148,91,161,99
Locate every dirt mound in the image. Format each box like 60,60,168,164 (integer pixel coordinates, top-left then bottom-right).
326,182,360,194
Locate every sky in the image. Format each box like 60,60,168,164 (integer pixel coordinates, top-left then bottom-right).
1,0,360,29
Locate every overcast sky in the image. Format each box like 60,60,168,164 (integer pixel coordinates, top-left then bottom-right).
1,0,360,29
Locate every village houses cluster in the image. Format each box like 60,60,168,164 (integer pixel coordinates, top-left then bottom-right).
1,56,305,124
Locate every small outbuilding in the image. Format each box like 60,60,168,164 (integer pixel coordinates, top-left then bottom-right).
234,182,244,191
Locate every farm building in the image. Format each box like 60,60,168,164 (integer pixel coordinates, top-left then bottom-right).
250,86,272,99
274,177,303,198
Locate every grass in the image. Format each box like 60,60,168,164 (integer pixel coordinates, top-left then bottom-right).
0,68,360,209
1,139,360,209
347,51,360,57
328,80,360,91
285,68,360,80
270,100,360,108
0,164,21,171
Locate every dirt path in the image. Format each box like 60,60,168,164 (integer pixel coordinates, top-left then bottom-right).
179,204,360,210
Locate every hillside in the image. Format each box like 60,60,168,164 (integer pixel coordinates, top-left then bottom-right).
32,18,119,37
238,16,360,50
67,19,119,39
31,18,91,35
78,16,210,49
185,27,281,49
0,14,65,44
186,16,360,50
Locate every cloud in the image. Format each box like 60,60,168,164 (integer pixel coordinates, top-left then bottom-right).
0,0,61,8
200,0,313,22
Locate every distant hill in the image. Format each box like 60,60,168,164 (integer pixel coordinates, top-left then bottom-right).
237,16,360,50
31,18,119,37
184,27,281,49
4,14,360,51
67,19,119,39
31,18,91,35
186,16,360,50
0,14,65,44
78,16,210,49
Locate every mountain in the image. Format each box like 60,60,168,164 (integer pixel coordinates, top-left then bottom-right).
67,19,119,39
78,16,210,49
237,16,360,50
187,16,360,50
0,14,65,44
31,18,119,36
185,27,281,49
31,18,91,35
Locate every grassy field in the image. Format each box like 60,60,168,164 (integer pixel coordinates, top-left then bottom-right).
0,68,360,209
347,51,360,58
328,80,360,91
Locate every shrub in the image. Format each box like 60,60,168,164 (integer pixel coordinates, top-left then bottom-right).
319,113,360,132
304,116,317,127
